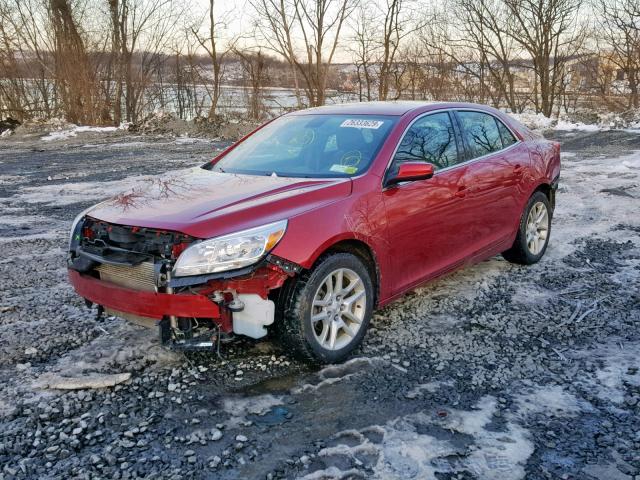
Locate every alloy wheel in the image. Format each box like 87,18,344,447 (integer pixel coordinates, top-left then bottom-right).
311,268,367,351
526,201,549,255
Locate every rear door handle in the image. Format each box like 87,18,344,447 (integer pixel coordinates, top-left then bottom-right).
454,185,467,198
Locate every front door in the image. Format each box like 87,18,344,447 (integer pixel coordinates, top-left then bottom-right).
382,111,473,295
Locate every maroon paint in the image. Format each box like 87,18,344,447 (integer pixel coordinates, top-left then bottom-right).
68,270,220,320
69,102,560,322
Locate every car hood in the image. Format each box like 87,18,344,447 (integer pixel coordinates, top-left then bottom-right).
86,167,352,238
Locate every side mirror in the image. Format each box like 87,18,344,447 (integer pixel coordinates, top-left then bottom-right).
386,162,434,186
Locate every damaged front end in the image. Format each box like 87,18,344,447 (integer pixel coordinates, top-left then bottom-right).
68,216,299,351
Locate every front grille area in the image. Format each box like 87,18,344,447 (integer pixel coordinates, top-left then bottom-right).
97,262,157,291
81,217,195,260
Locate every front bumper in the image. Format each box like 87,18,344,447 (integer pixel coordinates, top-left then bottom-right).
68,269,220,320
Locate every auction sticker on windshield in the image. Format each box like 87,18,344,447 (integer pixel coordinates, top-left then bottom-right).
340,119,384,129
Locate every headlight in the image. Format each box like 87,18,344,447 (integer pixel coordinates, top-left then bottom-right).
173,220,288,277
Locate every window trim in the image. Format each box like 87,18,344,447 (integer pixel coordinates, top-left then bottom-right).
382,109,463,187
383,107,522,189
453,109,521,162
495,115,518,149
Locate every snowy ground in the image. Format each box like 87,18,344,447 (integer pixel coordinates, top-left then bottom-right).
0,127,639,480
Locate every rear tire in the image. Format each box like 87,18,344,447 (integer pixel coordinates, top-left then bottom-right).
503,191,552,265
275,253,373,364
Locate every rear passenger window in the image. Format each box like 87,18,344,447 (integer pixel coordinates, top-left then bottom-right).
496,119,517,148
391,112,458,172
457,111,503,158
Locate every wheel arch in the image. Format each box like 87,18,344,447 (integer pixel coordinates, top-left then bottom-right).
531,180,556,211
311,238,381,308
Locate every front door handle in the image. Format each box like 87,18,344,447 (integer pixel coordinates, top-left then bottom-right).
454,185,467,198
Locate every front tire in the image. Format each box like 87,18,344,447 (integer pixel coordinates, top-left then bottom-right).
275,253,374,364
503,191,552,265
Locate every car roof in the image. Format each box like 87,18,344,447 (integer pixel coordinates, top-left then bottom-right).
288,101,501,117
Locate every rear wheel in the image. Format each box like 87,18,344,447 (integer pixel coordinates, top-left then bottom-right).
503,191,552,265
276,253,373,364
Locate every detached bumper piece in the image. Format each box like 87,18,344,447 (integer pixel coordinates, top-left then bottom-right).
68,270,220,320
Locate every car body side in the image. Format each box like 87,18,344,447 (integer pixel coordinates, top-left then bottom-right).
268,102,560,307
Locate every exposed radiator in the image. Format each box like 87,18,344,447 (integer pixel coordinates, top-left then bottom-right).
97,262,156,292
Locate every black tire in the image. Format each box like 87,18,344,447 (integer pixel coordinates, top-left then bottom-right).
503,191,552,265
275,253,374,364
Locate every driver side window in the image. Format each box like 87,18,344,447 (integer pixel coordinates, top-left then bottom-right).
390,112,458,176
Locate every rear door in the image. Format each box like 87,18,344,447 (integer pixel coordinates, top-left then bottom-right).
382,111,473,294
454,110,526,256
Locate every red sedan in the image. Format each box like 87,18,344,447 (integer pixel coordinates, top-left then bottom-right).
68,102,560,363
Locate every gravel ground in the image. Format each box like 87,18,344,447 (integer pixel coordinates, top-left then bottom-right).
0,127,639,480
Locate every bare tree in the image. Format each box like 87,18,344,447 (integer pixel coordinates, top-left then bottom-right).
453,0,527,111
0,0,62,119
504,0,586,116
108,0,180,123
348,4,376,101
235,48,268,119
0,1,35,119
191,0,237,119
377,0,420,100
49,0,102,123
415,12,465,101
251,0,356,106
250,0,303,107
598,0,640,108
107,0,123,123
171,33,208,120
397,41,425,100
292,0,356,105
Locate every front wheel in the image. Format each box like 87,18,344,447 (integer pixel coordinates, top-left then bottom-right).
275,253,374,364
503,191,552,265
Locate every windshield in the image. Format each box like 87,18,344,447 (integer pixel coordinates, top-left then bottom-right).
209,114,397,178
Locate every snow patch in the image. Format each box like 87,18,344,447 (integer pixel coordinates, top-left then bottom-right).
544,149,640,260
0,214,55,227
41,124,123,142
174,136,215,145
15,167,187,206
509,111,555,131
299,466,364,480
405,380,454,399
514,385,587,417
302,396,534,480
592,343,640,404
0,231,61,243
554,120,601,132
33,321,178,387
222,394,284,428
293,357,385,394
508,111,605,132
0,174,23,185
